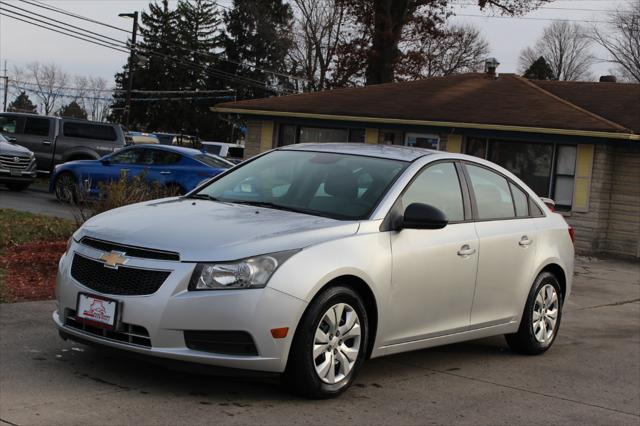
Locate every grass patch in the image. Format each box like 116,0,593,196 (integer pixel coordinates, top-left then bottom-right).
0,208,76,248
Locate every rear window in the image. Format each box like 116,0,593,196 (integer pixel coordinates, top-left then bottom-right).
24,117,50,136
194,154,231,169
202,144,222,155
63,122,117,141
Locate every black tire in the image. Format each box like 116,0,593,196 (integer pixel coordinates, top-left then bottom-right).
283,285,369,399
505,272,563,355
54,172,77,203
6,182,31,191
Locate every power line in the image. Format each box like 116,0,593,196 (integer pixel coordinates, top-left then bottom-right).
11,79,237,94
454,13,613,24
20,0,308,83
0,11,131,54
2,7,297,94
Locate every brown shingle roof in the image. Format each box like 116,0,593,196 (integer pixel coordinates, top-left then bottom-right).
215,73,639,137
532,80,640,133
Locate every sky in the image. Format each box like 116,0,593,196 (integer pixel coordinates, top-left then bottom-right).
0,0,633,94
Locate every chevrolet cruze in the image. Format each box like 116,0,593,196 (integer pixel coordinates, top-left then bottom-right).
54,143,574,398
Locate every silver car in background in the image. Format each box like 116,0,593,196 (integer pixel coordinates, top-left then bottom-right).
54,143,574,398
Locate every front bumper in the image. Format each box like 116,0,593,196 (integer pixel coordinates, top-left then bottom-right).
54,242,308,373
0,168,37,184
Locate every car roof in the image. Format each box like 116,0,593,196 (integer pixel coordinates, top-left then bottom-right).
280,143,436,162
126,143,203,157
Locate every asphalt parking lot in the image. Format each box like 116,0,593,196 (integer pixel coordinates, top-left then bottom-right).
0,187,74,220
1,257,638,425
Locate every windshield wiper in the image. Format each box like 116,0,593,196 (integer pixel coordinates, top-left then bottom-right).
233,200,314,215
188,193,220,202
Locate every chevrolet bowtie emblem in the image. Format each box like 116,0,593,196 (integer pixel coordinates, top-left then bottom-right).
99,251,128,269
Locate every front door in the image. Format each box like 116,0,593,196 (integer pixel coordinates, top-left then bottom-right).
384,162,478,345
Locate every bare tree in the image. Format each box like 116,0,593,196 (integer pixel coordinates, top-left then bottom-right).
86,77,111,122
518,21,595,81
22,62,69,115
397,23,490,80
592,2,640,83
289,0,348,91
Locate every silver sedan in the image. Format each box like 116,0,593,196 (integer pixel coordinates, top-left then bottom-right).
54,143,574,398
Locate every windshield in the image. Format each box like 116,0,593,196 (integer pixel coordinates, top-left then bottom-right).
194,150,408,220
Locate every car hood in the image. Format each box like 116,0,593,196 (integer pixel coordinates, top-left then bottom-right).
79,197,360,261
0,140,32,156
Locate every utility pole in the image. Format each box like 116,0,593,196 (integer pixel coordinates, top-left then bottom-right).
1,61,8,112
119,11,139,131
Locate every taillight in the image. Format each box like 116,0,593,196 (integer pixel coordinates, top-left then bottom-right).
568,226,575,246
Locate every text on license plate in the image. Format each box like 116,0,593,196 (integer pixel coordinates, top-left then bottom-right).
76,294,118,327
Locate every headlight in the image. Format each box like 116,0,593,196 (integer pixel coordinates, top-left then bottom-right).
189,250,299,290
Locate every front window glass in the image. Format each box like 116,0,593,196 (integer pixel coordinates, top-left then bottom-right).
110,149,141,164
195,150,408,220
400,162,465,222
466,164,516,220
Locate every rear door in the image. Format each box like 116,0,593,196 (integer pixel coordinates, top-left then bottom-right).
464,162,539,327
140,148,184,187
385,161,479,345
22,116,55,170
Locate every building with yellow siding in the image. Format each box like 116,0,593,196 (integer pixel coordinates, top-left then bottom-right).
212,72,640,259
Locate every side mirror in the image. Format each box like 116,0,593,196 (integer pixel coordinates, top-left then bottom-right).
100,158,111,165
399,203,448,230
6,136,16,143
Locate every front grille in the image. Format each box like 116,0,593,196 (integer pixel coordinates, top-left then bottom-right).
184,330,259,356
0,155,32,171
65,309,151,347
80,237,180,261
71,253,171,296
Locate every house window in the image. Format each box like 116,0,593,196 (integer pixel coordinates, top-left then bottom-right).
299,126,349,143
379,130,403,145
552,145,577,210
405,133,440,150
488,140,554,197
349,129,365,143
278,124,297,147
466,138,578,209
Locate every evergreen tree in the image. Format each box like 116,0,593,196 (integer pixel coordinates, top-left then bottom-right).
523,56,556,80
58,101,88,119
8,91,38,113
221,0,294,100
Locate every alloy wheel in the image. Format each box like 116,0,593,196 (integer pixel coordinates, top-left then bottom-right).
532,284,559,344
55,174,75,203
313,303,361,384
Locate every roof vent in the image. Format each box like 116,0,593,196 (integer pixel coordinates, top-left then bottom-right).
599,75,617,83
484,58,500,78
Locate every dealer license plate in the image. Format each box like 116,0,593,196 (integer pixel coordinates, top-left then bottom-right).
10,169,21,176
76,293,119,329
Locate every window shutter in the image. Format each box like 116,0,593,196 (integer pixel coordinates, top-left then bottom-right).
260,121,274,151
572,144,594,212
365,128,379,144
446,134,462,153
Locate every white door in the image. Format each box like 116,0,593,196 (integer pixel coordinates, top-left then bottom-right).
384,162,478,345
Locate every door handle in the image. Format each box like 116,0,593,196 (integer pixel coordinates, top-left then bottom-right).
160,171,171,175
42,139,52,145
519,236,532,247
457,245,476,257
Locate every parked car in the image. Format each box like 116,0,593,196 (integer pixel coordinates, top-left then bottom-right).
50,144,232,202
0,133,37,191
125,132,160,145
201,141,244,163
155,132,200,149
54,143,574,398
0,113,125,172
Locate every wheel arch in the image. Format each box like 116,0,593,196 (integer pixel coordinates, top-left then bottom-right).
305,274,379,360
61,149,100,163
538,263,567,299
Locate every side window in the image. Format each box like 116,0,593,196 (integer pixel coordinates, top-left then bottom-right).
110,149,141,164
24,117,50,136
64,122,117,141
0,116,19,134
510,182,529,217
466,164,515,220
400,162,465,222
146,150,182,165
